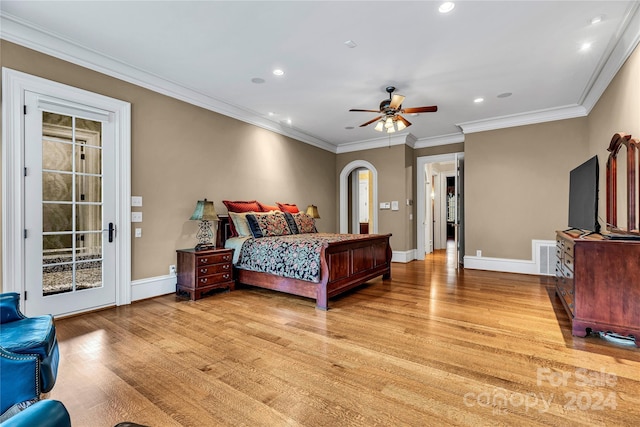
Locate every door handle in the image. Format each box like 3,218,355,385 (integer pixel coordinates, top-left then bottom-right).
103,222,115,242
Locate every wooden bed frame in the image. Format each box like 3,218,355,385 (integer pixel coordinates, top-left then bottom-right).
218,216,392,310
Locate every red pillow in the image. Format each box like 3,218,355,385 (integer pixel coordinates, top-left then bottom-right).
258,202,279,212
222,200,263,237
276,202,300,213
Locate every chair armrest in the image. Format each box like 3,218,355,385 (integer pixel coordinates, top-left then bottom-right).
0,293,25,324
0,348,39,416
0,400,71,427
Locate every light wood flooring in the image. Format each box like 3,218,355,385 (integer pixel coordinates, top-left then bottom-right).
49,246,640,426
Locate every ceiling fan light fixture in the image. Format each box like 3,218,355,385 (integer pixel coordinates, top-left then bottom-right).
396,120,406,131
374,121,384,132
386,125,396,133
384,117,394,129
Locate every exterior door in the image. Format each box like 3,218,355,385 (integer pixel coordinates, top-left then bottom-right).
23,91,117,317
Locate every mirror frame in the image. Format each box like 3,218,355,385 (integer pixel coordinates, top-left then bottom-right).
606,132,639,235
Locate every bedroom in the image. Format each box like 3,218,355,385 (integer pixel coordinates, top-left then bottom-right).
1,1,640,425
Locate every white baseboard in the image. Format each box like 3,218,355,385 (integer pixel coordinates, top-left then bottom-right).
464,239,556,276
463,256,538,275
392,249,415,263
131,274,176,301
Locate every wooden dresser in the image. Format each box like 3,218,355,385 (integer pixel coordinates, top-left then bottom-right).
555,230,640,341
176,248,234,300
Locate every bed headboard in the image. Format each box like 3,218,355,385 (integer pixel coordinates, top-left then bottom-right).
217,215,232,247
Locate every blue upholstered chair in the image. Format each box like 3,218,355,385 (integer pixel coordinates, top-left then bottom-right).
0,399,70,427
0,292,60,418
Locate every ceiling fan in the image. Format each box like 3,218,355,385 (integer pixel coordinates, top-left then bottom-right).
349,86,437,133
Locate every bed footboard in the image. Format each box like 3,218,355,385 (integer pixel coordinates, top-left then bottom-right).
235,233,392,309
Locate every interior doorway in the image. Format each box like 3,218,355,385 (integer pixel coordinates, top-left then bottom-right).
416,153,464,265
339,160,378,234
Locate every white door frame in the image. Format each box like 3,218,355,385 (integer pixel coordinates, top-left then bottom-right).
339,160,378,234
2,68,132,311
416,153,463,260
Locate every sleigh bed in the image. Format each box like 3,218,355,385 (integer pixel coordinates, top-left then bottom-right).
218,210,392,310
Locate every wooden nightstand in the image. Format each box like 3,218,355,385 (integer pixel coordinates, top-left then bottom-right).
176,248,234,300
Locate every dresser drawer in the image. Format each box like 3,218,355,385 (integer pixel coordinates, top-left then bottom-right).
196,263,231,277
196,252,232,266
196,272,233,287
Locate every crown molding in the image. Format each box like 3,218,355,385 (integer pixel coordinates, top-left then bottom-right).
458,104,588,135
0,12,337,153
336,133,416,154
414,133,465,149
581,2,640,113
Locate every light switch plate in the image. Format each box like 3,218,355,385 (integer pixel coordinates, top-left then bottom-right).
131,196,143,207
391,201,399,211
131,212,142,222
134,228,142,237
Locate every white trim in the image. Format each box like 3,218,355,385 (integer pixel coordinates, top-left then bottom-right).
457,104,588,135
336,133,411,154
416,153,462,260
463,239,556,276
392,250,415,264
414,133,465,149
1,68,132,307
131,275,176,301
339,160,378,234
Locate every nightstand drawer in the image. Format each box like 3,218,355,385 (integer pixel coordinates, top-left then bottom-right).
197,263,231,277
196,272,233,287
196,252,232,266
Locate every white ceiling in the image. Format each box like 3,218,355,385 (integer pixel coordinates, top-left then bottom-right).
2,1,639,153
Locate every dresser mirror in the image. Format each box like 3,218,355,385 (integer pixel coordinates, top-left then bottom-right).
606,132,639,235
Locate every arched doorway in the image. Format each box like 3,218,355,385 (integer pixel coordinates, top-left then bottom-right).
339,160,378,234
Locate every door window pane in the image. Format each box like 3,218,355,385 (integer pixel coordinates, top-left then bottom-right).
41,112,103,297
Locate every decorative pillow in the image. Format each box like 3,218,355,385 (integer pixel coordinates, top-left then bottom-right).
292,212,317,233
222,200,264,237
277,202,300,213
283,212,299,234
246,211,293,238
228,211,252,237
258,202,280,212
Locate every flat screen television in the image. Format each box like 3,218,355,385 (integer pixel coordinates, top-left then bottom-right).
568,155,600,234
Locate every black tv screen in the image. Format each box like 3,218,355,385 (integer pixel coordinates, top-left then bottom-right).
568,155,600,233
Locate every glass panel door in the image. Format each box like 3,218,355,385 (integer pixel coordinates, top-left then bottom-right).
24,91,117,317
41,113,104,296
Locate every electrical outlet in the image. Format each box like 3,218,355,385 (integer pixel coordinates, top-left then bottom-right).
476,250,482,257
169,265,176,275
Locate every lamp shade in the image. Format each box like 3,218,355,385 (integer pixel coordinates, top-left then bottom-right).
189,199,219,221
305,204,320,219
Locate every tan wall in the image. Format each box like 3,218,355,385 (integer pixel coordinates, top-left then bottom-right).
337,145,409,251
464,118,589,260
0,41,336,285
587,44,640,226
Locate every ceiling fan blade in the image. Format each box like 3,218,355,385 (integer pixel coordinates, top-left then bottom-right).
390,94,405,109
397,115,412,128
359,116,383,127
402,105,438,114
350,108,381,113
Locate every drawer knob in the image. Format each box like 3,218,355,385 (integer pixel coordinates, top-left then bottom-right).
200,258,208,264
223,264,230,270
200,278,208,283
200,268,208,274
223,273,230,279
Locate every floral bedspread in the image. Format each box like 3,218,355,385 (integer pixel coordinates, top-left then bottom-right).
236,233,368,283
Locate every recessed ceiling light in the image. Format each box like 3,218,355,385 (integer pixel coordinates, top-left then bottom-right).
345,126,354,130
273,69,285,76
439,2,455,14
591,15,603,25
251,77,265,84
286,118,292,125
344,40,357,48
268,112,276,116
474,97,484,103
497,92,512,98
580,42,592,51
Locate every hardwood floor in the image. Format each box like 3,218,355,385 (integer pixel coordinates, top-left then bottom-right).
50,246,640,426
